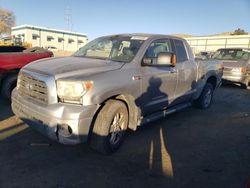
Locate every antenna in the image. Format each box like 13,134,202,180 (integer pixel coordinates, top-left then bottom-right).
64,6,73,31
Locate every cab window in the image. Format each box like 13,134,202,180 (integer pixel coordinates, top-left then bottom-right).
174,40,188,62
144,39,172,65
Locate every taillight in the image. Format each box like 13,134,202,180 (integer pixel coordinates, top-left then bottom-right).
241,67,247,73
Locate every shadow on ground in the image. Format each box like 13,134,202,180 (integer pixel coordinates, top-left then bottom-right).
0,86,249,188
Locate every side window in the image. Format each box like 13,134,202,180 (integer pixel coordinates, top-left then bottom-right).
174,40,188,62
144,39,172,64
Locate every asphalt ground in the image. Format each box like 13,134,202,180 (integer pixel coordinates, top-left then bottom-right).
0,84,249,188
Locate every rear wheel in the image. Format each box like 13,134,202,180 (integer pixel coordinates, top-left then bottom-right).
90,100,128,154
240,78,249,89
1,74,17,100
194,82,214,109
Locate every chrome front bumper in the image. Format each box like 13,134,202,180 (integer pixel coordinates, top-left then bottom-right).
11,88,98,144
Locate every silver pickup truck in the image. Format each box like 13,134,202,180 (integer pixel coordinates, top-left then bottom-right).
12,34,223,154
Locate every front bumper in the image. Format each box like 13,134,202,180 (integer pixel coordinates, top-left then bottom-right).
11,88,98,144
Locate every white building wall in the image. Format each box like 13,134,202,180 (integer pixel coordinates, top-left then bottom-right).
12,25,88,52
185,35,250,53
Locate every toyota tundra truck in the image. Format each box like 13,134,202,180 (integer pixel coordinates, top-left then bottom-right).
12,34,223,154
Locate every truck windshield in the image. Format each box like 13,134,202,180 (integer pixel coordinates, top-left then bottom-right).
212,49,250,61
74,36,145,63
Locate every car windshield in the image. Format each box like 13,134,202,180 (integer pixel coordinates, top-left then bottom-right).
212,49,250,61
73,36,146,63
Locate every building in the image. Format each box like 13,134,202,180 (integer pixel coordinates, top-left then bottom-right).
185,34,250,53
11,25,88,52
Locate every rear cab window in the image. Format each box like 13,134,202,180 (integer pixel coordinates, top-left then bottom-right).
173,39,188,63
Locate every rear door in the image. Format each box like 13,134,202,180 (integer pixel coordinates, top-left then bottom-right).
172,39,197,104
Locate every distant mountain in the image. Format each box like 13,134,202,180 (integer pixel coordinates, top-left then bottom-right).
172,34,194,38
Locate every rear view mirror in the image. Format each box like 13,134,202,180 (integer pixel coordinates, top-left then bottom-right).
157,52,176,67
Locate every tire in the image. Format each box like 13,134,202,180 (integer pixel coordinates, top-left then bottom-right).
1,74,17,100
90,100,128,154
194,83,214,109
240,78,249,89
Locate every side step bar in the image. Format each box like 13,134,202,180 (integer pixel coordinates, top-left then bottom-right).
140,102,192,126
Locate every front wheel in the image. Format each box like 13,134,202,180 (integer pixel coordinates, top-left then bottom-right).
90,99,128,154
194,83,214,109
1,74,17,100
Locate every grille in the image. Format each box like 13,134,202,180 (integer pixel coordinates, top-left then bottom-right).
18,73,48,103
223,67,232,72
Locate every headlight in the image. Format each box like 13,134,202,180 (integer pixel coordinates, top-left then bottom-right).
56,80,93,104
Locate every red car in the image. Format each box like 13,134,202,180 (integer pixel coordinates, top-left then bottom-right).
0,47,53,100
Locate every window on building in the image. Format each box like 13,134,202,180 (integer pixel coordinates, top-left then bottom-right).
32,34,39,40
68,38,75,44
78,40,83,44
47,36,54,42
17,34,25,38
58,37,64,43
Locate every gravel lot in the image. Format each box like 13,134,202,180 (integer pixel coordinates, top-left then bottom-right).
0,85,250,188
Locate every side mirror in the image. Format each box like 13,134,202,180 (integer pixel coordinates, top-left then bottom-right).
157,52,176,67
142,58,152,65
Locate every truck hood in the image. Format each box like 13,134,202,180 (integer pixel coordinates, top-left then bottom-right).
23,56,124,79
222,60,247,68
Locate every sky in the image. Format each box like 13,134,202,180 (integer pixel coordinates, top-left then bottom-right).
0,0,250,40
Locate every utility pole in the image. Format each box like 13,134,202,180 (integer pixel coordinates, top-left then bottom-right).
64,7,73,31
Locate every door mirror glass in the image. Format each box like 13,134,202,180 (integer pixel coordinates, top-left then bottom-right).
157,52,172,65
142,57,152,65
157,52,176,66
142,52,176,67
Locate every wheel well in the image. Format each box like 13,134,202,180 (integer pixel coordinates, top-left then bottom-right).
1,69,19,81
207,76,217,89
0,69,19,90
101,94,140,131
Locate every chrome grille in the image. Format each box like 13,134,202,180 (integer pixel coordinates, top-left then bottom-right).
223,67,232,72
18,73,48,103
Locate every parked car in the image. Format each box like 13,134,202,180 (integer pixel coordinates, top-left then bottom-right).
12,34,223,154
212,48,250,89
0,47,53,99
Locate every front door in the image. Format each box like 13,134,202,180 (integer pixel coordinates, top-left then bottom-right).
137,39,177,116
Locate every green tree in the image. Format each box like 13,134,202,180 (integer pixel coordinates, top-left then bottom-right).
0,8,16,37
231,28,248,35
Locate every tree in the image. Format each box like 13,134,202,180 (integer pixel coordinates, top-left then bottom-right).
231,28,248,35
0,8,16,37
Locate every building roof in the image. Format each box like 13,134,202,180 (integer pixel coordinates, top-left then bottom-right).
12,24,87,37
